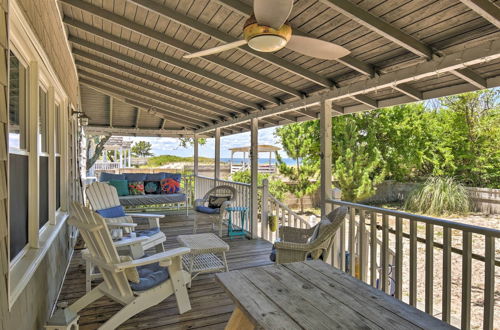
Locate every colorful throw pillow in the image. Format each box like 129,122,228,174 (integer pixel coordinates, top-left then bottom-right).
108,180,129,196
144,181,161,194
160,178,180,194
96,205,126,218
128,181,145,195
160,172,182,182
208,195,231,209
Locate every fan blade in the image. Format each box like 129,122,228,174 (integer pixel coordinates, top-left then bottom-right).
254,0,293,29
183,40,247,59
286,35,350,60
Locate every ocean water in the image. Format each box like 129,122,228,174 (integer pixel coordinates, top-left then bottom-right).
220,157,296,166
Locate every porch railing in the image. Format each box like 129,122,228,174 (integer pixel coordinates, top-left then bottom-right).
194,175,251,233
326,199,499,330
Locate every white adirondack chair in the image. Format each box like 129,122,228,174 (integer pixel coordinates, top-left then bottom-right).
85,182,167,291
66,202,191,330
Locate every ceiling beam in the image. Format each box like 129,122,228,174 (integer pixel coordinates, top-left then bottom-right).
79,69,222,123
352,94,378,109
129,0,333,88
213,0,375,77
84,126,197,138
459,0,500,29
63,17,279,104
61,0,302,96
451,68,488,89
196,39,500,133
70,38,256,111
80,79,208,129
393,84,423,101
318,0,433,58
73,48,245,114
76,60,234,119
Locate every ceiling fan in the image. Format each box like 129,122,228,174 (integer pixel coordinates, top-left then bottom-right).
183,0,350,60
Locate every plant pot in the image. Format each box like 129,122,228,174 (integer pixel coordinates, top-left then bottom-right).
268,215,278,232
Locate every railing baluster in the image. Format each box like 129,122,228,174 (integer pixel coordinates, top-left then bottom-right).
461,231,472,330
340,212,346,272
395,216,403,300
484,235,495,330
425,223,434,314
381,214,389,293
349,207,356,277
409,220,417,307
358,210,367,282
370,212,377,287
442,227,451,323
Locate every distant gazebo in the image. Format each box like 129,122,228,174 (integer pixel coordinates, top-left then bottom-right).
102,136,133,168
229,145,281,174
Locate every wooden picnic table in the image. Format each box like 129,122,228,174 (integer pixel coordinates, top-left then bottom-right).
216,260,456,330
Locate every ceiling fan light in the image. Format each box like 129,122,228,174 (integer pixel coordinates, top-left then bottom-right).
247,35,287,52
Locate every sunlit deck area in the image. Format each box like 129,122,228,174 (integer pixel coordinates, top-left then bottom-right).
57,212,272,329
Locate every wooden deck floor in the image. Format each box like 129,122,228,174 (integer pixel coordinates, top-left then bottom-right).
57,212,273,329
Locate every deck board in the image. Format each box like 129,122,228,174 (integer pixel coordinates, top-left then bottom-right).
57,212,273,329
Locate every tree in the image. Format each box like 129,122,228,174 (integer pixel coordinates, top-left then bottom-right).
131,141,154,157
178,137,207,148
86,135,111,170
275,123,319,212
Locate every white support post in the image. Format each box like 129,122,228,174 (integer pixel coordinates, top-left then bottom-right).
214,128,220,183
119,147,123,168
28,61,39,248
193,135,199,177
128,149,131,167
250,118,259,239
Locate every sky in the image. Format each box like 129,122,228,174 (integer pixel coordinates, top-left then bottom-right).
123,126,287,159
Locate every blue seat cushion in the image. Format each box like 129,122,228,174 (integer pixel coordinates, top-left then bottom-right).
146,173,166,181
130,262,170,291
136,227,161,237
196,205,220,214
125,173,147,181
96,205,126,218
99,172,126,182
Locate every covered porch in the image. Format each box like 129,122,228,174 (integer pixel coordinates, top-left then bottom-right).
0,0,499,329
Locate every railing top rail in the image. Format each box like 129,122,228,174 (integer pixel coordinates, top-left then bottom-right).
195,175,251,188
327,199,500,238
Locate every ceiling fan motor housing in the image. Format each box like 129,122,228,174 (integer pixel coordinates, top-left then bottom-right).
243,16,292,52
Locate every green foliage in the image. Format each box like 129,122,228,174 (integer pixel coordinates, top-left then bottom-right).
131,141,154,157
404,177,471,216
275,123,319,212
178,137,207,148
147,154,213,167
230,170,286,201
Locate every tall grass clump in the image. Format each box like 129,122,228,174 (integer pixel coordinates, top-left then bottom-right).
404,177,470,216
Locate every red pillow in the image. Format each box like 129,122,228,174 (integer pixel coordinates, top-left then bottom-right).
160,178,180,194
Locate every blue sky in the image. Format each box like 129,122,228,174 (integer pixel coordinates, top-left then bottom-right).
124,126,286,158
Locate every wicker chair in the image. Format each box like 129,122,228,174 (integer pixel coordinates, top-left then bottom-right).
193,185,237,236
274,206,348,264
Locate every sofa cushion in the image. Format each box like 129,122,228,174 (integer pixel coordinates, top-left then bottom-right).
130,262,170,291
136,227,161,237
160,178,180,194
99,172,126,182
96,205,126,218
125,173,147,181
146,173,166,181
108,180,129,196
118,193,186,207
196,205,220,214
128,181,145,195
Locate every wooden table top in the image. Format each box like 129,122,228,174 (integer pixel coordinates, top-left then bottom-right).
216,260,455,330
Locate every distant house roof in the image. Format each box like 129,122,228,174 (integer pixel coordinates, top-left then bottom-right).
229,145,281,153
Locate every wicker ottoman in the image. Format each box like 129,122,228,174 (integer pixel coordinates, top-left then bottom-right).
177,233,230,287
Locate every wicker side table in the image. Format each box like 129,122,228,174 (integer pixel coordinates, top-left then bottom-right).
177,233,230,287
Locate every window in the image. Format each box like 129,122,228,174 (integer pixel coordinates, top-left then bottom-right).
8,51,27,152
39,87,48,153
55,103,60,154
8,52,29,260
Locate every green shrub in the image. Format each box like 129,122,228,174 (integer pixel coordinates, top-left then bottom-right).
404,177,470,216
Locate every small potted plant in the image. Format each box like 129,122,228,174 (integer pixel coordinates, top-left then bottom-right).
268,215,278,232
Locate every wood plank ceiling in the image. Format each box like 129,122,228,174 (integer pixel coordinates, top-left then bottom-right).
58,0,500,137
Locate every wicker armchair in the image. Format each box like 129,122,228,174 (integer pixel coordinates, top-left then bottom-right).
194,185,237,236
274,206,348,264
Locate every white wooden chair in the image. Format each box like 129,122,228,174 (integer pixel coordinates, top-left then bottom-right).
65,202,191,330
85,182,167,291
193,185,237,236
